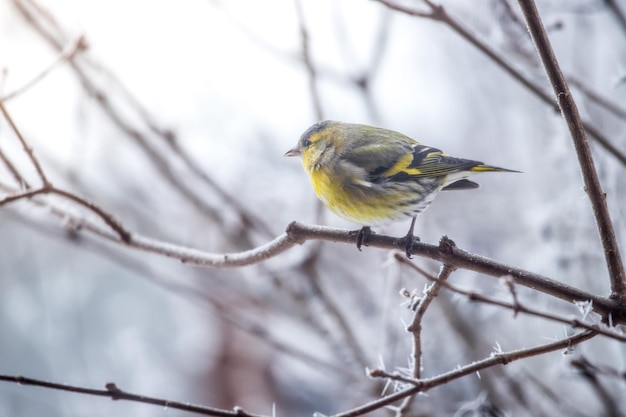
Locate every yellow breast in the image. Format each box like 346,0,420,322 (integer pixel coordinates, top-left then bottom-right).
307,166,401,226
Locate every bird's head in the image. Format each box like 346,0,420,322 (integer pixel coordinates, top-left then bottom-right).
284,120,343,171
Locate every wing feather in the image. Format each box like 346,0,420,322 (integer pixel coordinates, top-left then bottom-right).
347,141,484,184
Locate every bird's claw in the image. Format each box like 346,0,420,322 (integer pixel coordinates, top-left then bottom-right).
403,233,420,258
356,226,372,251
403,216,419,258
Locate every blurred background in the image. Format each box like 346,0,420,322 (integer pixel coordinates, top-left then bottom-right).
1,0,625,415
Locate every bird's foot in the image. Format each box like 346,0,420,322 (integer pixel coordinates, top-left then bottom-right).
402,217,419,258
355,226,372,251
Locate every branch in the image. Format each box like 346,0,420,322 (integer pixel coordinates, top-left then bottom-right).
336,330,596,417
374,0,626,166
395,253,626,343
0,147,29,187
1,35,87,102
49,187,132,242
0,376,269,417
397,263,456,415
407,264,455,374
0,99,132,242
0,185,132,243
0,171,621,323
10,0,273,244
294,0,324,120
516,0,626,299
7,194,620,326
0,99,49,187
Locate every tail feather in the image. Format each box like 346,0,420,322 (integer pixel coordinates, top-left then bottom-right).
470,164,521,173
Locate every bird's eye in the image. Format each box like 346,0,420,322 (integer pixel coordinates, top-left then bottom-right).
302,139,312,148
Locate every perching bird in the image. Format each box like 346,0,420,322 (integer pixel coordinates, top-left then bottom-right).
285,120,518,257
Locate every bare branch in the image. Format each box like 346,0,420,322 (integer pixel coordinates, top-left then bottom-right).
0,101,132,242
0,100,49,187
4,191,621,325
516,0,626,299
397,263,456,415
343,331,596,417
294,0,324,120
1,35,87,102
10,0,272,244
0,187,45,205
0,147,29,188
0,185,132,243
407,265,455,373
49,188,132,242
374,0,626,166
395,253,626,343
0,375,269,417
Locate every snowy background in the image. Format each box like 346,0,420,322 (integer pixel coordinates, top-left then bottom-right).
1,0,625,416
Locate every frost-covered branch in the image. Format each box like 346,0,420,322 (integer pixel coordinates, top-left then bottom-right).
395,254,626,343
340,330,595,417
396,263,456,415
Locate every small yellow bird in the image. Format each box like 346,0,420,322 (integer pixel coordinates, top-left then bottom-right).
285,120,518,256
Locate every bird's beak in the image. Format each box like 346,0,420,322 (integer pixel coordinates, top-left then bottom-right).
284,148,301,157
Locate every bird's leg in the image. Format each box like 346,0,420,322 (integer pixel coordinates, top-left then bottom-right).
356,226,372,251
403,216,419,258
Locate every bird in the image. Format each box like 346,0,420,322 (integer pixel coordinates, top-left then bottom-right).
284,120,519,257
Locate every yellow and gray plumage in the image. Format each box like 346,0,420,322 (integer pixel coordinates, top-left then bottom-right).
285,120,518,253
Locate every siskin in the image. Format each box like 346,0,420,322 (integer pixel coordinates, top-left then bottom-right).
285,120,518,256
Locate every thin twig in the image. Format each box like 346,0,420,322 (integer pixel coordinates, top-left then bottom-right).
0,100,132,242
0,376,268,417
294,0,324,120
2,35,87,101
10,0,269,246
49,188,132,242
0,147,29,187
516,0,626,299
0,100,49,186
397,263,456,415
0,185,132,243
0,187,48,205
395,253,626,343
334,331,596,417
